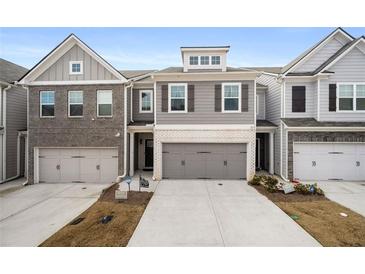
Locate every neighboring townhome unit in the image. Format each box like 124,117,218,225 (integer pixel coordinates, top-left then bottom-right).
0,58,28,183
18,34,128,184
255,28,365,182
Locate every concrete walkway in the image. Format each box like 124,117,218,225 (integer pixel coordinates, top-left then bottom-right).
316,181,365,217
128,180,320,247
0,183,107,246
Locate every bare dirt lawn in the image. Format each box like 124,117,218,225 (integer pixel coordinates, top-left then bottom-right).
251,184,365,247
40,184,153,247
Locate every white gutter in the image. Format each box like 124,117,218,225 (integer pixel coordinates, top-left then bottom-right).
116,82,133,182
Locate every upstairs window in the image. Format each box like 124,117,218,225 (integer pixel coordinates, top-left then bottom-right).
338,84,354,111
40,91,55,117
200,56,210,65
168,84,187,112
69,61,83,75
140,90,153,113
212,56,221,65
189,56,199,65
222,83,241,112
356,84,365,111
68,91,83,117
292,86,306,113
97,90,113,117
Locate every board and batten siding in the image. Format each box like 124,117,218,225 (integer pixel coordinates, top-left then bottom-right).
132,89,154,122
256,74,281,175
293,33,347,73
5,86,27,179
156,80,255,124
256,90,265,120
320,47,365,121
35,44,118,82
285,80,317,118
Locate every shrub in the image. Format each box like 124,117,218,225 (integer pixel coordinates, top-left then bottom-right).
262,176,279,193
294,183,324,195
249,175,262,186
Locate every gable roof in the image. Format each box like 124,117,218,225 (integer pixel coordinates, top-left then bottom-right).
245,67,282,74
0,58,28,84
155,66,250,74
119,70,156,79
18,33,127,84
281,27,354,75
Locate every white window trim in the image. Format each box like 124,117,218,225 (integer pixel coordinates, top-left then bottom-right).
69,61,83,75
168,83,188,113
222,82,241,113
256,94,259,115
336,83,365,112
189,56,199,66
97,90,113,117
211,56,221,65
200,56,210,65
39,90,55,118
68,90,83,118
139,90,153,113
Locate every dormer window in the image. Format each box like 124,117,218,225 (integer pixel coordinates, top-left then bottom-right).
200,56,209,65
212,56,221,65
189,56,199,65
69,61,83,75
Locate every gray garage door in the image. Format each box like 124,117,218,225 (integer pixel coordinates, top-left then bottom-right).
162,143,247,179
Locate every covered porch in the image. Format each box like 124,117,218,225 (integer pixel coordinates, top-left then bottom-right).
256,120,276,174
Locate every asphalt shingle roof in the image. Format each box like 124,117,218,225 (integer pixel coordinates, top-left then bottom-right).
0,58,28,84
282,118,365,128
256,120,277,127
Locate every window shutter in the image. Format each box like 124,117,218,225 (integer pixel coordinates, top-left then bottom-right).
292,86,306,112
188,85,195,112
241,84,249,112
215,84,221,112
161,85,168,112
329,84,337,112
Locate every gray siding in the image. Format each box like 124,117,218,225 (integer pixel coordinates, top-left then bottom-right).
320,47,365,121
156,80,255,124
28,84,125,184
132,88,154,122
36,45,118,82
5,86,27,179
294,33,346,72
256,90,265,120
285,80,317,118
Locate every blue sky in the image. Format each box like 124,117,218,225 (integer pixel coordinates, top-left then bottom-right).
1,27,364,70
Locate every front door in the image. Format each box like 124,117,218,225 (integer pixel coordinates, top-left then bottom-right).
145,139,154,169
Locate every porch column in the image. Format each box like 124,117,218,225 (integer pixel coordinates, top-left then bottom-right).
129,132,135,176
269,131,274,174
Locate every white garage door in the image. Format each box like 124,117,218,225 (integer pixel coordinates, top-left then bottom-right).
38,148,118,184
293,143,365,181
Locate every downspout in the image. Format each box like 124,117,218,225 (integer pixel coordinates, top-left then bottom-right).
130,84,134,123
116,82,133,182
1,84,11,182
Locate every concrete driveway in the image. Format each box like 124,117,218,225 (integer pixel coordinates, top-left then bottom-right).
0,182,107,246
128,180,320,247
316,181,365,217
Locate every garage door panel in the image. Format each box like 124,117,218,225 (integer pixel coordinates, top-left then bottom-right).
206,153,225,179
100,158,118,183
59,157,79,182
184,153,206,179
226,153,246,179
39,158,60,182
162,152,184,179
79,157,100,183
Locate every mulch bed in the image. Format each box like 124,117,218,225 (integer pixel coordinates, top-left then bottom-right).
249,183,365,246
40,183,153,247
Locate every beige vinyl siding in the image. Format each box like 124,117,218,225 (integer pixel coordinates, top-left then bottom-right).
132,89,154,122
285,81,317,118
293,33,347,72
6,86,27,179
156,80,255,124
320,47,365,121
35,44,118,81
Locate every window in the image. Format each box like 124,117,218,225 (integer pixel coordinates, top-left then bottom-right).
168,84,187,112
292,86,306,112
212,56,221,65
97,90,113,117
68,91,83,117
338,84,354,111
222,83,241,112
200,56,209,65
189,56,199,65
356,84,365,111
140,90,153,113
69,61,83,75
40,91,55,117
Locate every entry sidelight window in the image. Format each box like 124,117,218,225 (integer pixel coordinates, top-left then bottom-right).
40,90,55,117
140,90,153,113
97,90,113,117
68,90,83,117
338,84,354,111
168,83,187,112
356,84,365,111
222,83,241,112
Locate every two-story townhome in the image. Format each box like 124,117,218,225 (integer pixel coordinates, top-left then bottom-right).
0,58,28,183
18,35,263,184
255,28,365,182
